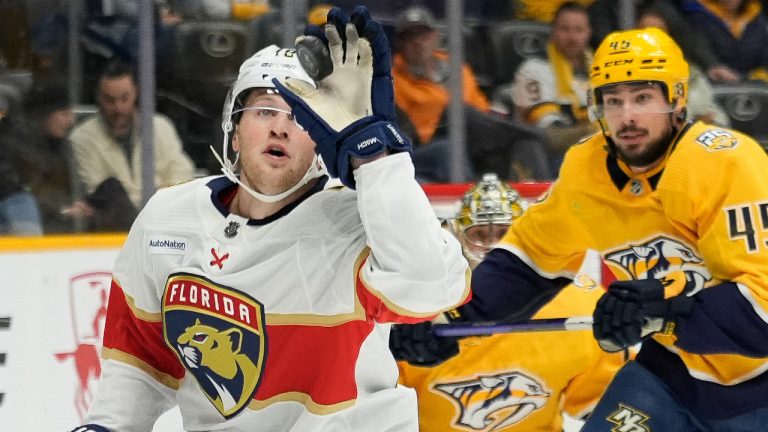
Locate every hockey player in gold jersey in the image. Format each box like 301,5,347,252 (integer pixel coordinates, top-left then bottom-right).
450,28,768,430
394,174,626,431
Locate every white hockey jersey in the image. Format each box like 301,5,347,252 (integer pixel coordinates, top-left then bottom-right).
84,154,471,432
511,57,590,127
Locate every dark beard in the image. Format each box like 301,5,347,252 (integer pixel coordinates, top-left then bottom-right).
614,124,676,168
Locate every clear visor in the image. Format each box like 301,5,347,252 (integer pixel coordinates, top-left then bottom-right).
230,106,305,132
459,222,510,262
463,223,510,247
588,81,685,122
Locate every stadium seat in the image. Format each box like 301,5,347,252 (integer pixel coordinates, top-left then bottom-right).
172,20,255,107
487,20,550,88
713,82,768,146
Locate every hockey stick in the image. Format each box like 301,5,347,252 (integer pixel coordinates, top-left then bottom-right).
431,249,617,337
432,316,593,337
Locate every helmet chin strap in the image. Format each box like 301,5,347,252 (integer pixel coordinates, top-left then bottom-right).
210,145,326,204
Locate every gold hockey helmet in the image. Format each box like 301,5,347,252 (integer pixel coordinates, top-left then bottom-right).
454,173,526,262
588,28,689,124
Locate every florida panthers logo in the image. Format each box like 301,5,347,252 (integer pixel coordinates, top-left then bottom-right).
604,235,711,295
433,371,550,431
163,273,267,419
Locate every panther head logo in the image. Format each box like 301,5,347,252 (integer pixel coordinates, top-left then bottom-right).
175,319,260,416
433,371,550,431
604,235,711,295
162,273,267,419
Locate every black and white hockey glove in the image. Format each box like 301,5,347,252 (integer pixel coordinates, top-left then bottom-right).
390,321,460,367
593,278,695,352
70,425,111,432
273,6,411,189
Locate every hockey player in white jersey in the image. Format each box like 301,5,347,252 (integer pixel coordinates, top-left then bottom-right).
70,6,470,432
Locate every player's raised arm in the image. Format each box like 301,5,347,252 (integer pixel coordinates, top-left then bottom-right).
274,6,471,319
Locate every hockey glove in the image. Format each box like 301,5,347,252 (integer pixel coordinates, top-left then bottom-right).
297,7,395,122
593,278,695,352
390,321,460,367
273,6,411,189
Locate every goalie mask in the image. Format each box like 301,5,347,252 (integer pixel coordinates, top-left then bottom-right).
452,173,527,263
213,45,323,203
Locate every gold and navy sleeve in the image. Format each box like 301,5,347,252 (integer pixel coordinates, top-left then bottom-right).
660,125,768,356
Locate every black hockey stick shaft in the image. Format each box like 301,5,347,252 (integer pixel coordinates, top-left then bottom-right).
432,316,593,337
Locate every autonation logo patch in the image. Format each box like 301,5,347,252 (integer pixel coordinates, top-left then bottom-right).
148,235,188,255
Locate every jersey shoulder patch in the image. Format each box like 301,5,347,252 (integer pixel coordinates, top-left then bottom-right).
693,127,739,152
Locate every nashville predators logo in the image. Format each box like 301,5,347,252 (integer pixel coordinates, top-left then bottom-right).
433,371,550,431
604,235,711,295
162,273,267,419
695,128,738,151
606,403,651,432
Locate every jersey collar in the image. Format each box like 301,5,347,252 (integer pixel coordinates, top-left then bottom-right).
206,175,329,225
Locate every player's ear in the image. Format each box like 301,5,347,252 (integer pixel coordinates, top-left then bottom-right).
232,127,240,152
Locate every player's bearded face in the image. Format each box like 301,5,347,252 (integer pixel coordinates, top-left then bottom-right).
602,83,677,169
233,92,316,196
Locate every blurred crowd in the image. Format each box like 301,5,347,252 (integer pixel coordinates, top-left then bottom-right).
2,0,768,235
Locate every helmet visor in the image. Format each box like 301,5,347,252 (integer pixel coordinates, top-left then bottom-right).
463,223,510,248
588,81,686,122
230,106,305,132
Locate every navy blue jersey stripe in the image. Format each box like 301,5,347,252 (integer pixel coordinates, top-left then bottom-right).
457,248,569,322
675,282,768,357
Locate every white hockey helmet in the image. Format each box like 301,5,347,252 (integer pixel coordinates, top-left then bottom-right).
213,45,323,203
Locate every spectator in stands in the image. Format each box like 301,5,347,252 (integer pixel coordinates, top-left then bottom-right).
636,6,731,126
588,0,742,83
12,81,81,233
69,61,195,216
393,6,490,148
393,6,552,182
16,80,154,233
499,2,597,173
681,0,768,82
512,0,596,22
391,173,626,431
0,95,43,236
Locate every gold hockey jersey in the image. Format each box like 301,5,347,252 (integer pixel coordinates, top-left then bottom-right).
461,121,768,418
398,284,625,431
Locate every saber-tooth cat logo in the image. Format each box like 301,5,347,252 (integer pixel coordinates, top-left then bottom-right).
433,371,550,430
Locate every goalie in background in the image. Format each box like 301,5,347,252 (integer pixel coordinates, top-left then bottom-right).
391,174,626,431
